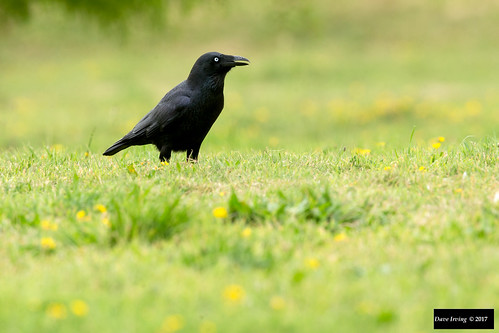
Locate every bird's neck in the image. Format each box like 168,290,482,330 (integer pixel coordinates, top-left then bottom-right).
187,72,227,93
207,73,227,92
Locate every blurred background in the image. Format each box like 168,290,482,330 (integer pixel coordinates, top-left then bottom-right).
1,0,498,153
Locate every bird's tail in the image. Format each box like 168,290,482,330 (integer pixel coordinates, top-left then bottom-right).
103,138,132,156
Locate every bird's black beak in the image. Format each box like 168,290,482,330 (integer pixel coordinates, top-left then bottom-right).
225,55,250,67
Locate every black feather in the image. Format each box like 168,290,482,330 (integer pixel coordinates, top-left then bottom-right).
102,52,249,162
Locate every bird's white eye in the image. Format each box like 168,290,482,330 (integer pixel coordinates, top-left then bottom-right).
214,57,219,62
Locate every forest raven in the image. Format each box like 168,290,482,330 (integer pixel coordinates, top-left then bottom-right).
103,52,250,162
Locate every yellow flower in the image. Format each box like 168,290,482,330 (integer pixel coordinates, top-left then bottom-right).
76,210,90,221
383,166,391,171
212,207,228,218
223,284,245,304
70,300,89,317
41,220,58,231
455,188,463,194
50,144,64,152
269,136,279,146
432,142,441,149
94,204,107,213
356,301,376,315
199,320,217,333
354,148,371,155
101,217,111,228
127,164,137,175
41,237,56,250
161,161,169,166
46,303,67,319
270,296,286,311
305,258,320,270
438,136,445,142
465,100,482,115
333,232,348,242
160,314,184,333
254,107,270,123
418,166,426,172
241,227,252,238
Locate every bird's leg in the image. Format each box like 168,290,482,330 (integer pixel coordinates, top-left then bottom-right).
186,146,200,163
159,146,171,163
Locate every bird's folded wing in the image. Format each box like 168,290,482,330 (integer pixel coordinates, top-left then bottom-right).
129,95,190,139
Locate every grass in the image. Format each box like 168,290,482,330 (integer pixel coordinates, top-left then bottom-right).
1,1,499,332
1,141,498,332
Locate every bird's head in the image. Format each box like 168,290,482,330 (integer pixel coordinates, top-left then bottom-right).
188,52,250,84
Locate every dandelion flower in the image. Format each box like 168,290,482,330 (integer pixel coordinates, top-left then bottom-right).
270,296,286,310
101,217,111,228
41,220,58,231
199,320,217,333
94,204,107,213
418,166,426,172
432,142,441,149
76,210,89,221
354,148,371,155
254,107,270,123
269,136,279,146
383,166,391,171
160,314,184,333
357,301,376,315
212,207,228,218
127,164,137,175
223,284,245,304
465,100,482,115
305,258,320,270
70,300,89,317
41,237,56,250
333,232,348,242
46,303,67,319
438,136,445,142
241,227,252,238
50,144,64,153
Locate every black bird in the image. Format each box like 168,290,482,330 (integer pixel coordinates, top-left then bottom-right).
103,52,250,162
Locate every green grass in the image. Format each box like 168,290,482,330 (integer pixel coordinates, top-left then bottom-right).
1,1,499,332
1,142,498,332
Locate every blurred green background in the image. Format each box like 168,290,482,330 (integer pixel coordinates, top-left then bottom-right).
1,0,498,154
1,3,498,332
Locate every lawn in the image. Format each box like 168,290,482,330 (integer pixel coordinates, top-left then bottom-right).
1,1,498,332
